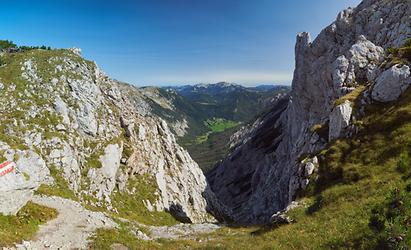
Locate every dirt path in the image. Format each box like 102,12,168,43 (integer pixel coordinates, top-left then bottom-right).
123,218,220,241
13,195,117,250
8,195,219,250
147,223,220,240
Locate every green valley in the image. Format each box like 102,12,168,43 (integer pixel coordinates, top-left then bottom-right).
136,82,289,171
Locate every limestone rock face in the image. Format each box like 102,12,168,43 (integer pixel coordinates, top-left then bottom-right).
208,0,411,224
118,105,229,223
333,36,384,94
47,138,81,191
87,144,123,202
329,101,353,141
372,65,411,102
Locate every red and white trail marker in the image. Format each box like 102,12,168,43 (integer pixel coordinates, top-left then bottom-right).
0,161,15,177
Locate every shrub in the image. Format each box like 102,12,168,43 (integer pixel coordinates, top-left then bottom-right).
0,40,17,50
310,122,329,141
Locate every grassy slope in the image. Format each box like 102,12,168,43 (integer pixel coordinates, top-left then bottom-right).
0,202,58,247
110,175,178,226
205,118,239,133
189,127,238,172
180,118,239,171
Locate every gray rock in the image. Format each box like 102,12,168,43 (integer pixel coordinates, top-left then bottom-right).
54,97,71,125
76,102,98,136
329,101,353,141
56,124,66,131
0,148,50,215
69,47,82,56
372,65,411,102
270,212,293,225
87,144,122,201
148,223,220,240
304,162,315,177
48,140,81,191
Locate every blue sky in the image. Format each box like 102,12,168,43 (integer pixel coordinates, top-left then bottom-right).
0,0,361,86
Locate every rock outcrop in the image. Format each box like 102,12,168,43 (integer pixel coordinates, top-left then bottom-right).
372,64,411,102
329,101,353,141
0,143,51,215
208,0,411,224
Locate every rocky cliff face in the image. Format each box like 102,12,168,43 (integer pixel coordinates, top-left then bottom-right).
208,0,411,224
0,48,225,223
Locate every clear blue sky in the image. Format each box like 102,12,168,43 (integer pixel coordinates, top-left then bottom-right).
0,0,361,86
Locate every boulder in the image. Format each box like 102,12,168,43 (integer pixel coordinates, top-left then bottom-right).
372,65,411,102
329,101,353,141
304,162,315,177
0,148,50,215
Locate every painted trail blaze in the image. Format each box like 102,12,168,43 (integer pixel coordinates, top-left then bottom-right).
0,161,15,177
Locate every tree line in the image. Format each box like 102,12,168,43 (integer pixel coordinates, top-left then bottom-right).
0,40,51,52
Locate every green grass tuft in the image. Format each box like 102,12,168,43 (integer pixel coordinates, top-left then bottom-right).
334,85,366,107
110,174,179,226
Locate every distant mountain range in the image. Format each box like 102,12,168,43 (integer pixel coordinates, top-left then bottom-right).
154,83,289,135
165,82,289,95
138,82,290,170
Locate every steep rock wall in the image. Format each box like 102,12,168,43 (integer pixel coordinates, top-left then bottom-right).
208,0,411,224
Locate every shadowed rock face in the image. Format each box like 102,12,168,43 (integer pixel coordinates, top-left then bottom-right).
208,0,411,224
207,97,289,220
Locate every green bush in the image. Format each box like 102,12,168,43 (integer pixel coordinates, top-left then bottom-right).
0,40,16,50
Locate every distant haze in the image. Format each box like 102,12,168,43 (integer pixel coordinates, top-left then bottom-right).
137,71,294,87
